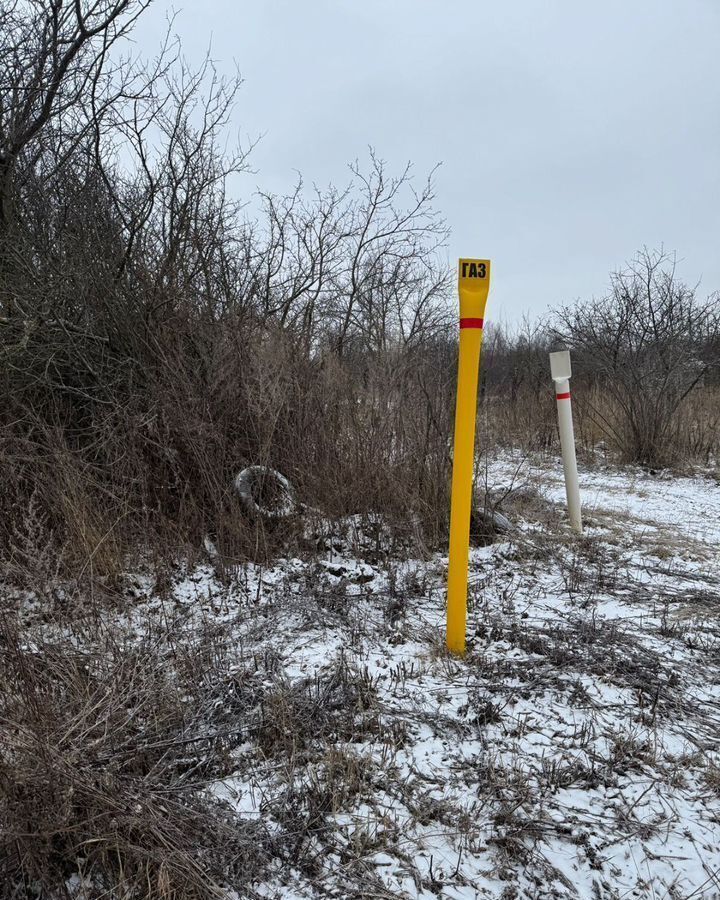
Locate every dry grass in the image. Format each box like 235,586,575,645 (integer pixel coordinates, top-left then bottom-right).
0,615,274,899
0,599,398,899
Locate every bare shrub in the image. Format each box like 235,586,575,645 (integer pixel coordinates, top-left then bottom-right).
478,254,720,469
0,1,456,571
482,320,556,453
553,249,720,467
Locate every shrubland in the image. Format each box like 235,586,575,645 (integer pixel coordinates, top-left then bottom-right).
1,6,719,896
1,3,718,579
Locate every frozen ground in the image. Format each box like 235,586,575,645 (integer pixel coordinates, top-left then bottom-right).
6,453,720,898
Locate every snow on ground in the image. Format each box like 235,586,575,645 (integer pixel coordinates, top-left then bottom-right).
9,453,720,899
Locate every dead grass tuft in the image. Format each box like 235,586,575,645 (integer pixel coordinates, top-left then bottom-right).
0,615,274,899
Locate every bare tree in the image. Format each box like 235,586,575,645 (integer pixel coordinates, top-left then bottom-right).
251,154,451,353
554,248,720,466
0,0,154,237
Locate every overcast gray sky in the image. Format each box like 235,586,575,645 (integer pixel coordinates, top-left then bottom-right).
140,0,719,323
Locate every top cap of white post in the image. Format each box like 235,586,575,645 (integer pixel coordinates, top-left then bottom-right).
549,350,572,382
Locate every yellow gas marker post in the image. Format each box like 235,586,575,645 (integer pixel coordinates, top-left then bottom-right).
447,259,491,655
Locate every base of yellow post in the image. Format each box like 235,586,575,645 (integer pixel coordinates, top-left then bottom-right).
446,618,467,656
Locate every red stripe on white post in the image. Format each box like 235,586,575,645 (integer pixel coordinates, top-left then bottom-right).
556,391,571,400
459,318,484,329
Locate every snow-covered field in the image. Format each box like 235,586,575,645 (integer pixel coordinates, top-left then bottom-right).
7,453,720,899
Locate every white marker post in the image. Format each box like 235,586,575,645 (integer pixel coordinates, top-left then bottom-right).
549,350,582,533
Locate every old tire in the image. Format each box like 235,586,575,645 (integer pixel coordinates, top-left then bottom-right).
234,466,297,520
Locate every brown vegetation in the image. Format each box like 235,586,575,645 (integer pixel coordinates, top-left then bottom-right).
1,5,718,583
1,6,719,900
